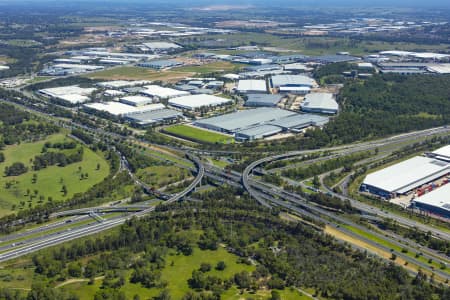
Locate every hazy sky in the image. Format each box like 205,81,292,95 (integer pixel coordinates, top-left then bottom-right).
0,0,449,8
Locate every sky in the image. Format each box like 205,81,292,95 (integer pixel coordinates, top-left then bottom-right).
0,0,449,8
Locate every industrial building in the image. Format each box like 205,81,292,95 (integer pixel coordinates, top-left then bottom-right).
360,156,450,199
237,80,267,93
412,184,450,218
126,109,183,126
120,95,153,107
141,85,190,99
301,93,339,114
195,108,296,134
245,94,283,107
311,54,360,64
138,59,183,69
271,75,316,94
194,107,329,141
235,125,283,141
168,94,232,110
84,102,165,116
269,114,329,132
142,42,182,52
39,85,96,105
97,80,151,89
104,90,125,97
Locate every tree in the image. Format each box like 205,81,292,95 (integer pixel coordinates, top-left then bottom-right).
199,263,211,273
4,162,28,176
270,290,281,300
216,261,226,271
61,185,67,196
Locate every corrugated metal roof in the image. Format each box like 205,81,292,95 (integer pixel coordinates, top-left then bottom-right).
270,114,329,129
195,108,296,132
363,156,450,194
414,184,450,210
127,109,182,124
271,75,316,87
245,94,283,107
236,125,282,138
237,80,267,92
301,93,338,113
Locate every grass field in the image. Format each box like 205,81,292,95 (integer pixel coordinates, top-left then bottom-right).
341,224,450,273
203,33,450,56
172,61,242,74
136,165,191,189
85,66,195,82
0,134,110,216
61,246,257,300
164,124,233,144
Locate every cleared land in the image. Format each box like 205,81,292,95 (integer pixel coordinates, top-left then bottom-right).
164,124,233,144
172,61,242,74
202,33,450,56
0,134,110,216
84,66,194,82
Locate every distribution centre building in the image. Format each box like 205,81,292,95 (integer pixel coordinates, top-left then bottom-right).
141,85,190,99
168,94,232,110
84,102,165,116
301,93,339,114
245,94,283,107
237,80,267,94
194,107,329,141
360,156,450,199
412,184,450,218
126,109,183,126
194,108,296,134
120,95,153,107
270,74,317,94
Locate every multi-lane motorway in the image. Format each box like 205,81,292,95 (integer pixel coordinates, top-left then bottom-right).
1,90,450,283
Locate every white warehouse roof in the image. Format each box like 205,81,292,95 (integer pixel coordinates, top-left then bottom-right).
141,85,190,99
97,80,152,88
301,93,338,114
120,95,153,106
168,94,232,110
237,80,267,93
39,85,96,104
414,184,450,212
143,42,182,50
84,102,165,116
271,75,317,88
363,156,450,194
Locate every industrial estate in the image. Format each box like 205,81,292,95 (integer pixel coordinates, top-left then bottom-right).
0,1,450,299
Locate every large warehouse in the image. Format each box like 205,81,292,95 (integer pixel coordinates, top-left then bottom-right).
194,108,296,134
194,108,329,141
126,109,183,126
245,94,283,107
270,75,317,94
39,85,96,104
84,102,165,116
237,80,267,94
141,85,189,99
168,94,232,110
301,93,339,114
120,95,153,107
412,184,450,218
360,156,450,199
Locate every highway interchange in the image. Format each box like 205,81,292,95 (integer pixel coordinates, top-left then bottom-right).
0,90,450,283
